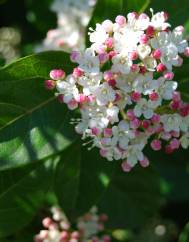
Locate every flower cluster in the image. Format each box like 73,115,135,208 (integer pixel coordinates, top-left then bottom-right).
34,207,110,242
36,0,96,52
45,10,189,172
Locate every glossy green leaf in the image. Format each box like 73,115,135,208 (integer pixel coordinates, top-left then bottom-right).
98,165,163,229
54,141,115,221
0,51,77,170
0,158,56,237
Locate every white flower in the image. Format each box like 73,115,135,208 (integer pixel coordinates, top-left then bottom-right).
89,23,108,44
78,72,102,95
156,77,177,100
112,53,132,74
134,98,154,119
143,56,157,71
133,73,158,95
151,11,171,30
180,133,189,149
56,75,79,103
161,113,183,132
95,83,116,106
137,44,151,59
77,48,100,73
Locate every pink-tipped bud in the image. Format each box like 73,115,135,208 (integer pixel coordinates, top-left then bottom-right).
170,100,180,110
104,71,113,80
165,145,174,154
70,51,80,62
152,49,162,59
108,50,116,60
99,53,109,63
45,80,55,90
184,47,189,57
102,20,113,33
60,231,69,241
131,64,139,72
71,231,80,239
121,161,132,172
151,114,160,123
142,120,150,129
146,26,155,37
151,139,162,151
67,99,78,110
130,118,141,129
92,127,101,136
105,37,113,49
100,149,108,157
115,15,126,26
149,92,159,101
127,109,135,121
128,12,138,19
175,25,184,32
170,138,180,150
156,63,166,72
140,34,149,44
75,94,87,103
114,93,122,102
163,11,169,21
139,157,150,167
42,217,52,228
131,91,141,102
164,71,174,80
73,67,84,78
108,79,116,87
129,51,138,60
139,66,147,74
104,128,113,137
50,69,65,80
139,13,148,19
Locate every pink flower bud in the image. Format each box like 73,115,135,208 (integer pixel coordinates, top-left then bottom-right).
131,91,141,102
103,235,111,242
115,15,126,26
165,145,174,154
140,34,149,44
99,53,109,63
156,63,166,72
173,91,181,102
42,217,52,228
102,20,113,32
129,51,138,60
128,12,138,19
151,139,162,151
104,71,113,80
60,231,69,241
44,80,55,90
67,99,78,110
152,49,162,59
170,138,180,150
130,118,141,129
127,109,135,121
108,50,116,60
139,157,150,167
139,13,148,19
142,120,150,129
151,114,160,123
175,56,183,66
108,79,116,87
163,11,169,21
121,161,132,172
100,149,108,157
105,37,113,49
131,64,139,72
170,101,180,110
149,92,159,101
175,25,184,32
73,67,84,78
50,69,65,80
146,26,155,37
71,231,80,239
57,94,64,103
104,128,113,137
164,71,174,80
70,51,80,62
184,47,189,57
139,66,147,74
114,93,122,102
92,127,101,136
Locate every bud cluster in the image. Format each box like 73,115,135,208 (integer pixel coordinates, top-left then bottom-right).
45,10,189,172
34,207,110,242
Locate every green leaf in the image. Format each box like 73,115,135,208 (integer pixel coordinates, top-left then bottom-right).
98,165,163,229
86,0,150,45
54,141,115,221
0,51,77,170
0,158,56,237
179,222,189,242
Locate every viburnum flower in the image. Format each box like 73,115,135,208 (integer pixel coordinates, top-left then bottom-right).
45,9,189,172
34,207,110,242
